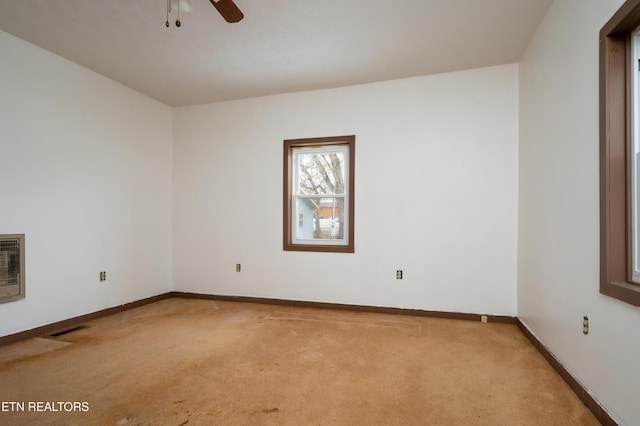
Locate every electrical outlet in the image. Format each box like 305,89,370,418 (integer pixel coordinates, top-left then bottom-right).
481,315,488,323
396,270,403,279
583,316,589,335
236,264,241,272
99,271,106,282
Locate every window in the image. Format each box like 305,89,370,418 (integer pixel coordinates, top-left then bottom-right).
0,234,25,303
599,0,640,306
633,28,640,283
283,136,355,253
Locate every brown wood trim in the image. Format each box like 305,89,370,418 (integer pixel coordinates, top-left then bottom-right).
283,135,355,253
169,291,516,324
283,137,293,251
600,0,640,306
2,290,617,423
0,291,513,347
0,293,172,346
601,0,640,35
516,319,619,426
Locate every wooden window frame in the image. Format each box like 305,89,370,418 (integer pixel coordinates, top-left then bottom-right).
283,135,355,253
600,0,640,306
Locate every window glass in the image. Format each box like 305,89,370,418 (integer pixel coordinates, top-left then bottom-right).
292,146,348,245
283,136,355,253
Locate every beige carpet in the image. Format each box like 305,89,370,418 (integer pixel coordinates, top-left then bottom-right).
0,337,71,364
0,298,599,425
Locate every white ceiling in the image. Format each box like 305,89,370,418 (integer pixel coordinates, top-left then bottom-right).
0,0,553,107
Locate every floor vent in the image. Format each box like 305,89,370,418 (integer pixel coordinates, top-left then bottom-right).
48,325,88,338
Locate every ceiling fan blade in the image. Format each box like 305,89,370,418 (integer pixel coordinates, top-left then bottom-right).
210,0,244,23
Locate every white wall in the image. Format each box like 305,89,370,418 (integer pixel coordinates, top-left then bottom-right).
0,30,173,337
2,1,638,419
518,1,640,424
173,64,519,316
